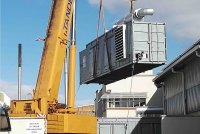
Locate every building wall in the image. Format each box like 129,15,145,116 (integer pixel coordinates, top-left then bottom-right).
95,70,163,117
163,57,200,116
106,108,137,117
95,89,105,117
184,58,200,114
104,70,157,104
162,116,200,134
98,117,161,134
75,105,95,116
164,73,185,115
0,92,10,107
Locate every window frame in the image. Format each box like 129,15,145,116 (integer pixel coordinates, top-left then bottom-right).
107,97,146,108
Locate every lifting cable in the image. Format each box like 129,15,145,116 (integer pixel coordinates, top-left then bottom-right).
96,0,114,74
126,65,135,130
93,0,107,77
75,84,81,98
97,0,106,39
130,0,136,14
125,1,137,131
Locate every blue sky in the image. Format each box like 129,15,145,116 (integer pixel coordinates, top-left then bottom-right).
1,0,199,105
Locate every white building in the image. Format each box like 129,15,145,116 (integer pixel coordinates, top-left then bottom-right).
154,40,200,116
95,70,163,118
0,91,11,107
153,39,200,134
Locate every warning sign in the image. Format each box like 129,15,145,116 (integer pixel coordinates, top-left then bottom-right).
26,121,45,134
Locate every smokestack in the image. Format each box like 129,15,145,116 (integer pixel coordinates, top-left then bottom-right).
18,44,22,100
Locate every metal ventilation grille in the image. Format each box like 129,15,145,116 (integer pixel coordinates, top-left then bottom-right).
115,25,126,61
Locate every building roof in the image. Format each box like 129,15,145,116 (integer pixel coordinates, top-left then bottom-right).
153,39,200,85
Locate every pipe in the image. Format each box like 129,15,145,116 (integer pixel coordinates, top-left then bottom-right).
195,50,200,57
160,82,166,115
135,8,154,19
18,44,22,100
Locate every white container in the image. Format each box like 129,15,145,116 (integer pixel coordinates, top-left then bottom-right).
0,92,10,107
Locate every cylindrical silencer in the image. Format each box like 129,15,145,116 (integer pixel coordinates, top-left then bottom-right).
135,8,154,19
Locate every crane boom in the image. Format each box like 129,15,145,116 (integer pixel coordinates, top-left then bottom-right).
10,1,97,133
34,0,74,102
11,0,76,115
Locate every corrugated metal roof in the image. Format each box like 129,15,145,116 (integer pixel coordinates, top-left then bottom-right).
153,39,200,84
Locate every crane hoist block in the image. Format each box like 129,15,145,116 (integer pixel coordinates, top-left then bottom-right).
80,14,167,85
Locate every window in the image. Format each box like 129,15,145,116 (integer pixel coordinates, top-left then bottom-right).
128,98,134,107
115,98,120,107
121,98,128,107
109,99,114,108
107,98,146,108
140,98,146,106
134,98,140,107
134,98,146,107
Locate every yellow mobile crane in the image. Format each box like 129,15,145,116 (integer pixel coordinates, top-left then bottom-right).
10,0,97,133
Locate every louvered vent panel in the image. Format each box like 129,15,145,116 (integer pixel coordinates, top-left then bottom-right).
115,25,126,61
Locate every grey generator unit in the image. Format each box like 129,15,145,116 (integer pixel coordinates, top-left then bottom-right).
80,13,167,84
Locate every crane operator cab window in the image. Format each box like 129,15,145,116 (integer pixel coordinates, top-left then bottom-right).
0,107,11,132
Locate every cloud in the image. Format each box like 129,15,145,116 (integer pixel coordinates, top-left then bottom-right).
87,0,200,40
88,0,130,14
0,80,34,100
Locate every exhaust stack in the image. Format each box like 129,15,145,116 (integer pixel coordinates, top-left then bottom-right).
18,44,22,100
135,8,154,19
